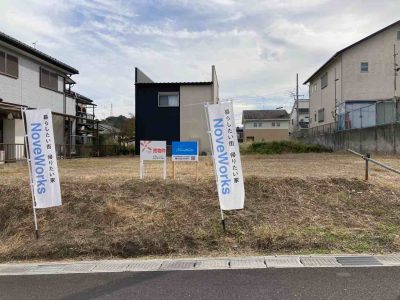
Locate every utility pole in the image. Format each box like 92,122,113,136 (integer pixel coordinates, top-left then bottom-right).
334,68,339,122
110,103,113,117
394,44,399,99
296,73,299,130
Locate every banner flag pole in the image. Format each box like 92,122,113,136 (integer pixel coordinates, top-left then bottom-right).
21,108,39,239
163,155,166,180
195,161,198,183
204,102,226,231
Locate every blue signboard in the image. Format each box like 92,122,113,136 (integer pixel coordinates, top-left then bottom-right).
172,141,198,161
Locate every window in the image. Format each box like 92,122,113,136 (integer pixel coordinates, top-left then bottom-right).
247,136,254,142
272,122,276,127
314,113,317,122
0,51,18,78
318,108,325,123
40,67,58,91
158,93,179,107
397,31,400,40
258,122,262,127
276,122,280,127
253,122,258,127
310,83,317,94
321,73,328,89
0,52,4,74
361,62,368,73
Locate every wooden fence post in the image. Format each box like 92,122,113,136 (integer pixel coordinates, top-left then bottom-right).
365,153,370,181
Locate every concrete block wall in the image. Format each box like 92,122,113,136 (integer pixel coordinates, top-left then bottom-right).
305,123,400,154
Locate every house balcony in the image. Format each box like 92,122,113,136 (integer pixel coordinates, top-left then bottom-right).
76,112,94,120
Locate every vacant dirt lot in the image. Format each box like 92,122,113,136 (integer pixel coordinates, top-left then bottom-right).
1,153,400,262
3,152,400,184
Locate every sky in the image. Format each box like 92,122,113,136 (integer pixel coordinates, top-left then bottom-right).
1,0,399,124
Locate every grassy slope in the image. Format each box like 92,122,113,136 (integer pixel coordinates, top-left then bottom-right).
1,170,400,262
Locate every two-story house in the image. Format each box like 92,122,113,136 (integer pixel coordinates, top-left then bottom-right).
0,31,95,161
289,98,309,137
134,66,219,154
242,110,290,142
304,20,400,131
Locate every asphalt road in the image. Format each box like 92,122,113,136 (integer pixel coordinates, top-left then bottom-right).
1,267,400,300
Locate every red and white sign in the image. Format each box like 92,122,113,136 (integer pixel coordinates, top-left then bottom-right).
140,140,166,161
140,140,167,179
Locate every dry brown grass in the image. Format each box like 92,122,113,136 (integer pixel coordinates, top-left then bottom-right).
2,153,400,262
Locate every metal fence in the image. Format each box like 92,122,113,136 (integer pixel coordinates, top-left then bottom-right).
308,99,400,137
0,143,25,162
0,143,132,163
308,122,338,136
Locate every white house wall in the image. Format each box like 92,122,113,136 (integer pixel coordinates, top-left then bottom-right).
309,58,342,128
65,96,76,116
289,99,309,134
0,44,65,114
2,119,15,144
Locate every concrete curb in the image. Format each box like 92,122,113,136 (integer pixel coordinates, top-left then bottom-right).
0,254,399,276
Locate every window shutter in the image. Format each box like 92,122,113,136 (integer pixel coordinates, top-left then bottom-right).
41,68,49,88
318,108,325,122
50,72,58,90
6,54,18,78
0,51,5,73
321,73,328,89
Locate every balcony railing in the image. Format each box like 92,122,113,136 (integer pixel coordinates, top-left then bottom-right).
76,112,95,120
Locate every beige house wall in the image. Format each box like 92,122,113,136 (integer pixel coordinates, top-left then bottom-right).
308,23,400,129
179,84,213,154
243,119,289,142
212,65,219,104
243,128,289,142
342,25,400,101
245,120,289,129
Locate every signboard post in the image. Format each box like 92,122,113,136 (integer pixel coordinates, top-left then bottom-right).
22,108,62,239
171,141,199,181
205,101,245,231
140,140,167,179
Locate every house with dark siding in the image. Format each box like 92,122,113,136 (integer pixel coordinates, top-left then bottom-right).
134,66,219,154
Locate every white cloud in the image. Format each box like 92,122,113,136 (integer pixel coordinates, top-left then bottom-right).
0,0,399,124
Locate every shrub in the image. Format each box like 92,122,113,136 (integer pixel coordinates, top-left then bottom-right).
240,140,332,155
119,145,135,155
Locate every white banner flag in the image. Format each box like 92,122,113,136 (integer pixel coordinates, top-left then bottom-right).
206,101,245,210
25,109,62,208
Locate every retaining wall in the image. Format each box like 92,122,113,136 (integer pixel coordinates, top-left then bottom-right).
303,123,400,154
